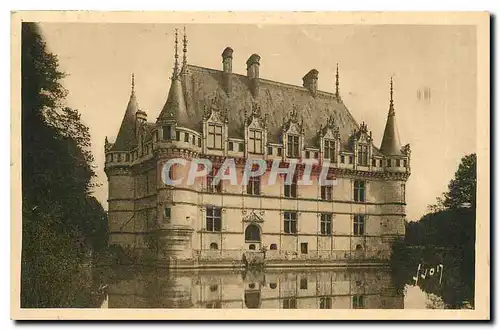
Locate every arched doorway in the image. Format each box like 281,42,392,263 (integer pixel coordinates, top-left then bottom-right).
245,224,261,241
245,224,261,251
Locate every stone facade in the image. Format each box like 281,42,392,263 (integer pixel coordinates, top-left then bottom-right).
104,30,411,267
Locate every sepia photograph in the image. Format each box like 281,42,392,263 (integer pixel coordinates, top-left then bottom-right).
10,11,490,320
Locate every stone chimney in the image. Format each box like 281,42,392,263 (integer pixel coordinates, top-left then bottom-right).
303,69,319,97
246,53,261,98
222,47,233,95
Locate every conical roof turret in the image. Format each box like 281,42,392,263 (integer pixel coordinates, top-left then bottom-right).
380,77,403,156
157,29,191,127
111,74,139,151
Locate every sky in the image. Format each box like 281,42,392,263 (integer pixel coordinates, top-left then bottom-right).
39,23,477,221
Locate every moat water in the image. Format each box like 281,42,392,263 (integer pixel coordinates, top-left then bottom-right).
87,250,474,310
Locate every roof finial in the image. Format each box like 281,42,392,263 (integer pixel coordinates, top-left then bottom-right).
389,76,395,115
131,73,135,95
335,63,340,101
182,26,188,72
173,29,179,78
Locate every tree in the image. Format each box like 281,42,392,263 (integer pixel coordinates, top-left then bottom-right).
429,154,476,211
21,23,107,307
443,154,476,209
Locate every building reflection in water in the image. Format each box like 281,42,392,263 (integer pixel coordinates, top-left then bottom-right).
102,267,404,309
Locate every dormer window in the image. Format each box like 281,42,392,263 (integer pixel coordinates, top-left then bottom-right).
324,139,336,162
248,129,263,154
287,135,300,158
357,144,368,166
207,123,223,149
163,125,172,140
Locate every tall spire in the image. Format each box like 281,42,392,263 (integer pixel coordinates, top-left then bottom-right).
389,76,395,115
335,63,340,100
181,26,188,73
131,73,135,96
380,77,402,156
172,28,180,79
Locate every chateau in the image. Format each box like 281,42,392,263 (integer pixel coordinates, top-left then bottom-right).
104,30,411,268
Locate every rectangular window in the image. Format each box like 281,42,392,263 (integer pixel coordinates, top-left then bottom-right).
305,151,310,159
162,125,172,140
277,148,282,156
314,152,319,159
247,176,261,195
300,243,308,255
324,139,336,162
349,156,353,164
300,277,308,289
320,213,332,235
284,177,298,198
184,133,190,143
207,123,223,149
198,138,202,147
340,155,345,163
357,144,368,166
372,158,376,167
320,185,333,201
228,141,234,151
267,146,273,155
125,153,130,162
354,180,366,202
164,207,171,218
206,167,222,193
239,143,244,152
248,129,263,154
206,207,222,232
396,159,401,167
287,135,299,158
387,159,392,167
353,215,365,236
176,130,180,141
283,298,297,309
284,211,297,234
320,297,332,309
192,135,196,145
353,295,365,309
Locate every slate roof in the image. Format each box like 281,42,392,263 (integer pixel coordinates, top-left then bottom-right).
112,64,390,155
110,91,139,151
182,64,362,149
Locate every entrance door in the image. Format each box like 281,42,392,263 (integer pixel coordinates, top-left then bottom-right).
245,224,261,250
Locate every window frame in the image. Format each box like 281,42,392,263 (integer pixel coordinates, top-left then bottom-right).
324,139,336,162
353,180,366,202
320,185,333,201
246,175,261,195
283,211,298,234
207,123,223,149
286,134,300,158
320,213,333,235
206,207,222,232
284,176,298,198
206,166,223,193
162,125,172,140
353,214,365,236
357,144,368,166
248,129,263,154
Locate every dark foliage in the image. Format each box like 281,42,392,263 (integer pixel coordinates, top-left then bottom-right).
21,23,107,308
391,153,476,308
